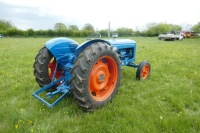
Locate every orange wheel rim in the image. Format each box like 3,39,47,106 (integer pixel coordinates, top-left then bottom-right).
48,58,61,79
141,64,150,79
89,56,118,101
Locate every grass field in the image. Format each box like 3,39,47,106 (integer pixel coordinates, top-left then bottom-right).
0,37,200,132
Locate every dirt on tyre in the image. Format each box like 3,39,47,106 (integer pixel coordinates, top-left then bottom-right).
136,61,151,80
33,46,61,91
70,42,121,111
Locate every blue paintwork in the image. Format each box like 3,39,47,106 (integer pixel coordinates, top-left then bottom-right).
32,59,72,107
108,39,136,66
74,39,110,56
74,39,136,66
45,37,78,66
33,37,138,108
32,78,70,108
45,38,136,66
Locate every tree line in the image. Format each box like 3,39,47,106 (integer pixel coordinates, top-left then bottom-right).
0,19,200,37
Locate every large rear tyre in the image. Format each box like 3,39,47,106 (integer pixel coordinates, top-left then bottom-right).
70,42,121,111
33,47,61,91
136,61,151,80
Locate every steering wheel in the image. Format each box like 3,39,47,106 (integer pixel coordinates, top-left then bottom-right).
86,34,101,41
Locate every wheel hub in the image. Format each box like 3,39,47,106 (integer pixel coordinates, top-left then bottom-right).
142,65,149,79
91,61,109,91
98,73,105,83
89,56,118,101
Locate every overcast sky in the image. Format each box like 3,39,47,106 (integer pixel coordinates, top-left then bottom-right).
0,0,199,31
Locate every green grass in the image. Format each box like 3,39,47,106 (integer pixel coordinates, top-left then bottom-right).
0,37,200,132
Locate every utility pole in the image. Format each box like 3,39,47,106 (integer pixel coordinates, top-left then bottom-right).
108,21,110,39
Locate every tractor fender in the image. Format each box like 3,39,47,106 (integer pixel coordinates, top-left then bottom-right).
74,39,111,56
45,37,79,65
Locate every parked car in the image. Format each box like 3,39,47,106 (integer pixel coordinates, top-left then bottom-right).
158,31,184,41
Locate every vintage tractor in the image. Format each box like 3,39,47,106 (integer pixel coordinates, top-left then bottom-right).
33,34,151,111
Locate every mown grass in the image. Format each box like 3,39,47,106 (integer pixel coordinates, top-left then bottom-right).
0,37,200,132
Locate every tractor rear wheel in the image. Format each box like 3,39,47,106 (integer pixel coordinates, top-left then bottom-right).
70,42,121,111
136,61,151,80
33,46,61,91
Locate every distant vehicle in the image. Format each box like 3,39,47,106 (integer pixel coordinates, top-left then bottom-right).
0,34,3,38
190,32,200,38
112,33,118,38
180,31,200,38
183,32,191,38
158,31,184,41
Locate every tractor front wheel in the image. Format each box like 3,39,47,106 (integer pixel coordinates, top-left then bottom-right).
70,42,121,111
136,61,151,80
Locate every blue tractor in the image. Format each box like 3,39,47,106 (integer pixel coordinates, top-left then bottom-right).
33,34,151,111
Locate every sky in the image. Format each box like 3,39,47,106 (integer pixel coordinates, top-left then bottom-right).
0,0,199,31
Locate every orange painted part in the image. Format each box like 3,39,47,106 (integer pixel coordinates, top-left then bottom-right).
141,64,150,79
89,56,118,101
48,58,61,79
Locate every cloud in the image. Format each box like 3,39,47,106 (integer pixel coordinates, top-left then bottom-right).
0,1,63,29
0,0,200,30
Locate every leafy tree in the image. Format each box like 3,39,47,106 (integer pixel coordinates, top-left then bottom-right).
0,19,15,31
54,23,68,36
192,22,200,32
72,30,81,37
116,27,133,36
4,28,24,37
82,23,95,32
16,29,25,36
6,28,19,36
54,23,67,32
46,29,55,37
146,22,158,29
145,23,182,36
68,25,79,36
99,29,108,37
168,24,182,31
26,28,35,36
133,30,146,37
68,25,79,31
35,30,47,37
80,23,95,37
145,23,170,36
